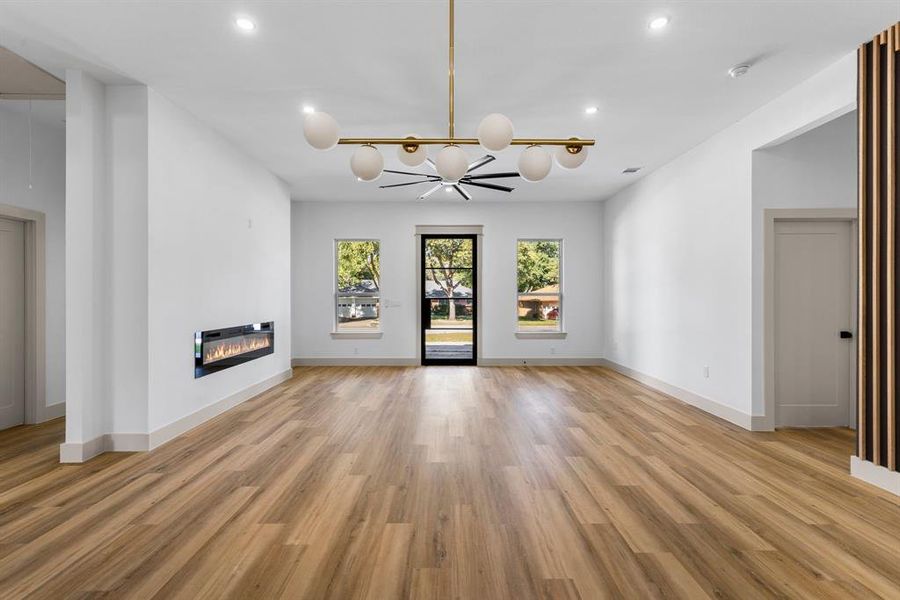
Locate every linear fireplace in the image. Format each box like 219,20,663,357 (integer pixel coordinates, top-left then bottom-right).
194,322,274,378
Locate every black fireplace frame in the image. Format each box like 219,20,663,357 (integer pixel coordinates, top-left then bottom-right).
194,321,274,378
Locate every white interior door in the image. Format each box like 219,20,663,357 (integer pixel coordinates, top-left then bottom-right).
0,217,26,430
774,220,854,427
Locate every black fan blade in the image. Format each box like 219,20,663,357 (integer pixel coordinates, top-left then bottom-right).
466,155,495,173
383,169,438,178
379,180,438,189
452,184,472,201
462,172,520,180
462,180,515,193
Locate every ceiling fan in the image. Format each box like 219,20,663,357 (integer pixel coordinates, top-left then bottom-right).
379,155,519,200
302,0,595,199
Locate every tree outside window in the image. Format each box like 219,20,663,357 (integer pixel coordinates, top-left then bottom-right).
335,240,380,330
517,240,561,332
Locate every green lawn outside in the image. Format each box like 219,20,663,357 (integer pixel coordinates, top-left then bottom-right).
517,319,560,328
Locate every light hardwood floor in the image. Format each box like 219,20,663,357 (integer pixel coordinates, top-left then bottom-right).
0,366,898,599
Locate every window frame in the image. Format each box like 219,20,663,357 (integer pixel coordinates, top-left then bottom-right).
515,238,565,336
333,238,382,336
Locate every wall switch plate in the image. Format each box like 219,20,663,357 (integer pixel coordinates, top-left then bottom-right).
703,366,710,378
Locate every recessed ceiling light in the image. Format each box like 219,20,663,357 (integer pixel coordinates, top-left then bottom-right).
584,106,599,115
648,16,669,31
302,105,316,114
234,16,256,32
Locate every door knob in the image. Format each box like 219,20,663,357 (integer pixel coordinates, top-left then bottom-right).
840,330,853,339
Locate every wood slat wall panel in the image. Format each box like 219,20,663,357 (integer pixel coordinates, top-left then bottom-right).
859,22,900,473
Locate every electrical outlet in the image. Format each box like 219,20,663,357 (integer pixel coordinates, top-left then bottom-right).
354,347,359,355
550,347,557,355
703,365,710,378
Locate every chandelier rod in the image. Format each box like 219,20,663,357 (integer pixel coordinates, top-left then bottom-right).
449,0,455,139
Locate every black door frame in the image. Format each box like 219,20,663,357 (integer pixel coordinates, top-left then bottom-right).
421,234,477,366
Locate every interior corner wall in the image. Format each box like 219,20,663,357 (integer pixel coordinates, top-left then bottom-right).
291,200,603,362
602,52,857,422
0,100,65,420
146,89,291,434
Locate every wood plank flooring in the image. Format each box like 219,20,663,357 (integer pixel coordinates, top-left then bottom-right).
1,366,898,599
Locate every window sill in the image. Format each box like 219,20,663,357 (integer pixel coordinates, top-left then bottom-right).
515,331,567,339
330,331,383,339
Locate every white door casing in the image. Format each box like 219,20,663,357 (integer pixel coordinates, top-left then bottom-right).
0,217,26,430
773,220,853,427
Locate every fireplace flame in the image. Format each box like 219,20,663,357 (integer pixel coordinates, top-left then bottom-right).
204,334,271,365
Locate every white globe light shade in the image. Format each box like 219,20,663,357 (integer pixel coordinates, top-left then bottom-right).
477,113,514,152
350,145,384,181
397,136,428,167
518,146,552,182
555,145,589,169
435,145,469,181
303,111,340,150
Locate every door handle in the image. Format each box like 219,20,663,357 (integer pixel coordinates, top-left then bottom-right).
840,330,853,339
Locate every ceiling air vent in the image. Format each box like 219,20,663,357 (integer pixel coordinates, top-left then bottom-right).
622,167,642,174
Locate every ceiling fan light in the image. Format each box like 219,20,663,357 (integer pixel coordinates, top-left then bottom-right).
518,145,552,182
397,135,428,167
351,145,384,181
555,143,589,169
435,145,469,181
303,111,340,150
477,113,514,152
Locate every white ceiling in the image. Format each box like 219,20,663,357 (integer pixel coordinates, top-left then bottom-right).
0,1,897,202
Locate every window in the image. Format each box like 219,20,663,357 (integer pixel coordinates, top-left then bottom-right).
517,239,561,332
335,240,380,331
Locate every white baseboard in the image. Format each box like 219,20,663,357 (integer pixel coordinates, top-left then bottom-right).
292,357,418,366
59,368,293,463
850,456,900,496
479,357,605,366
600,359,765,431
293,357,605,367
149,368,293,450
60,435,106,463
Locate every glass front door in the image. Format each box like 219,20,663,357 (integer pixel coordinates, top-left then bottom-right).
421,235,476,365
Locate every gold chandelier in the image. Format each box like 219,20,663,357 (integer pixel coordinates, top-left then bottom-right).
302,0,595,197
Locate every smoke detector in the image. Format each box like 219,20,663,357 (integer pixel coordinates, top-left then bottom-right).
728,64,751,79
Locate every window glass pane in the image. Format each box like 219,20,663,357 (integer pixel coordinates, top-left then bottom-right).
517,240,559,294
425,238,473,269
517,294,560,331
428,298,474,328
517,240,561,331
336,240,380,330
337,296,380,330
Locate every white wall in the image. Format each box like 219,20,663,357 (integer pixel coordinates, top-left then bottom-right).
106,86,150,435
147,89,291,432
292,200,603,362
65,69,107,445
602,52,856,422
0,100,65,420
751,111,857,421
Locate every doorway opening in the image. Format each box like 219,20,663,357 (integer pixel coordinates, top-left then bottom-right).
421,234,477,365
